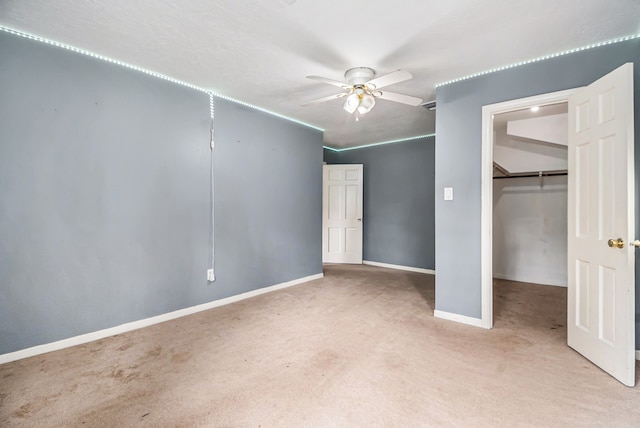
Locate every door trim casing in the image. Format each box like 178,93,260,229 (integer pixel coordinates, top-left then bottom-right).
480,89,576,329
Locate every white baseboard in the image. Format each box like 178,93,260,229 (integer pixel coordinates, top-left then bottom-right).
434,310,483,328
493,272,567,288
363,260,435,275
0,273,323,365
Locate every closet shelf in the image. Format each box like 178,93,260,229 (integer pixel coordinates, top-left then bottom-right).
493,170,567,179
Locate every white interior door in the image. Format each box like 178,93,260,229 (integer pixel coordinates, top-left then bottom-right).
567,63,635,386
322,164,363,264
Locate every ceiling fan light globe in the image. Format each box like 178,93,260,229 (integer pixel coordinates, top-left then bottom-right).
343,93,359,114
358,94,376,114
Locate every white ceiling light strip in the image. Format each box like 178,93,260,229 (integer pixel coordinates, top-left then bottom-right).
0,26,323,132
213,93,323,131
0,26,209,94
436,33,640,87
324,133,435,152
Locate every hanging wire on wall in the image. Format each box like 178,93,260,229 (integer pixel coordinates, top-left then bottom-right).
208,93,216,282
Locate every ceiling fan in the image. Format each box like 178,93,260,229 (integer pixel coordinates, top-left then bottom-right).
302,67,423,120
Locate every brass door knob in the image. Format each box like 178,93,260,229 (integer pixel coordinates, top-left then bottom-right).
608,238,625,249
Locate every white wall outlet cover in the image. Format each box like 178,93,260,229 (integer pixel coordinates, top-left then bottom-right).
207,269,215,281
444,187,454,201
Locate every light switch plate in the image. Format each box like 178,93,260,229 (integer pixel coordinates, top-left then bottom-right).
444,187,453,201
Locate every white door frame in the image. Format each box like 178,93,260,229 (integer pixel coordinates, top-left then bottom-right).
480,89,576,329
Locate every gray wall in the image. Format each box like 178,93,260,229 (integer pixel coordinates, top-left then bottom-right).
0,32,323,355
493,176,568,287
214,100,323,293
323,137,435,270
323,148,341,164
435,38,640,344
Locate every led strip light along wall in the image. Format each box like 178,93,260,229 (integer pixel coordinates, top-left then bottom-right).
0,27,209,93
436,33,640,87
323,134,435,152
6,26,637,151
0,26,322,131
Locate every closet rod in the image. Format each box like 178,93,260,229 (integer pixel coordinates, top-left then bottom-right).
493,170,567,179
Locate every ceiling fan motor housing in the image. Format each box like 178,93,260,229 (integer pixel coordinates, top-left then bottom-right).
345,67,375,85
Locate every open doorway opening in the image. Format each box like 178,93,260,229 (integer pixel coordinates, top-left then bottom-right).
480,89,575,329
491,103,568,328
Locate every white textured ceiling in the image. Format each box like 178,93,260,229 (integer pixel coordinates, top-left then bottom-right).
1,0,639,148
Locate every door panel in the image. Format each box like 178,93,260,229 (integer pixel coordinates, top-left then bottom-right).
575,259,590,330
567,63,635,386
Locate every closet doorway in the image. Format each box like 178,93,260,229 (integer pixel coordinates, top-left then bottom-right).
491,103,568,325
480,89,575,328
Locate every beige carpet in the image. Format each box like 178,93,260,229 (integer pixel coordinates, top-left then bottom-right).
1,264,639,427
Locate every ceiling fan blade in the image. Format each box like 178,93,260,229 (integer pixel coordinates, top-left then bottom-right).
306,75,351,89
376,91,423,106
301,93,346,106
366,69,413,89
